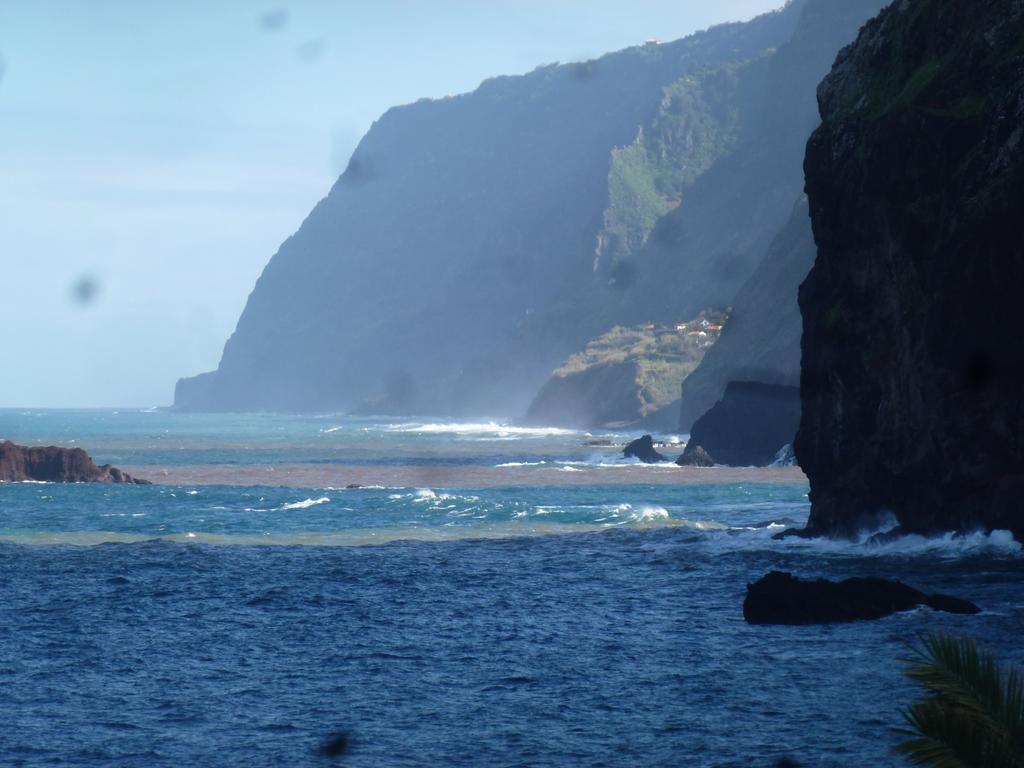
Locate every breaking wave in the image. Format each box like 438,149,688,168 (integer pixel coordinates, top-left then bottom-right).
378,421,581,439
279,496,331,511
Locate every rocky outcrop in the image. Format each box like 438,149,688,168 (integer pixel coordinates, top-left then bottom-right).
677,381,800,466
0,441,149,484
743,571,980,625
796,0,1024,540
623,435,666,463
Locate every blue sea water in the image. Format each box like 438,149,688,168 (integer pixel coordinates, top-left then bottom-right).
1,409,1022,767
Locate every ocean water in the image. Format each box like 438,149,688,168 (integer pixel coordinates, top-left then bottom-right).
1,410,1021,767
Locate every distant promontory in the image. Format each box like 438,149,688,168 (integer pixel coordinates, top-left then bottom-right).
0,441,149,484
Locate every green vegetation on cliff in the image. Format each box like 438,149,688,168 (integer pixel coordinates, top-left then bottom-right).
525,311,727,430
599,65,743,273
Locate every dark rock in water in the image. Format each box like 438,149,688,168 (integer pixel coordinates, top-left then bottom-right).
796,0,1024,541
677,381,800,467
743,571,980,625
318,731,350,758
0,441,149,484
344,484,364,489
676,445,715,467
623,435,665,463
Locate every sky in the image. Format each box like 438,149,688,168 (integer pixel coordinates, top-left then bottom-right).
0,0,784,408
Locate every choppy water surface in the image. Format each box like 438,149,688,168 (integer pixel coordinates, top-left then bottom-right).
1,410,1022,767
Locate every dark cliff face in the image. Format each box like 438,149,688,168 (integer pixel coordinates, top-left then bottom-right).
174,6,803,414
796,0,1024,538
0,441,148,484
678,381,801,466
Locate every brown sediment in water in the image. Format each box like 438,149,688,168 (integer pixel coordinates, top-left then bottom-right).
121,463,807,488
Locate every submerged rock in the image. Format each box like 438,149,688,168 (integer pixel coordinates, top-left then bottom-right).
0,441,149,484
743,571,980,625
623,435,666,463
678,381,800,466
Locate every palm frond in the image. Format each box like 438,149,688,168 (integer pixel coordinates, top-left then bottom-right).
895,632,1024,768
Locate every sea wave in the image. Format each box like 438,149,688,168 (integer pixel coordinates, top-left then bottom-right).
377,421,581,439
279,496,331,511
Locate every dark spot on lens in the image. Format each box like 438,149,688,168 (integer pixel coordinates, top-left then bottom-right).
711,252,746,283
319,731,350,758
964,350,994,389
568,60,598,81
650,214,684,247
608,260,637,291
259,9,288,31
386,370,414,406
71,275,100,306
341,156,376,186
297,39,326,61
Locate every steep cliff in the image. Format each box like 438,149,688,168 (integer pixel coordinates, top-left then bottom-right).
174,6,803,414
796,0,1024,539
591,0,889,330
677,198,814,430
519,0,887,430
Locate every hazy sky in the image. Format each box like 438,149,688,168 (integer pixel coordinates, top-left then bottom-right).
0,0,784,408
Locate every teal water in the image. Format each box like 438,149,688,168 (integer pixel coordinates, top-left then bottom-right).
1,409,1021,767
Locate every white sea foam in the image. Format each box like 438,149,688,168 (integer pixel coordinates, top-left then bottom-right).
495,461,549,468
709,523,1024,559
633,505,670,522
279,496,331,511
320,426,344,434
379,421,580,439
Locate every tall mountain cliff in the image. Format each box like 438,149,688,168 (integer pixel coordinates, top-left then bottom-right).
525,0,887,430
586,0,889,328
174,6,803,414
796,0,1024,539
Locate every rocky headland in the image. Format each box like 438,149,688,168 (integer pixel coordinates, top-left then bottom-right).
0,441,149,484
795,0,1024,540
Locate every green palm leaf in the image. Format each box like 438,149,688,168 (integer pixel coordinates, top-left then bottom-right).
896,632,1024,768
